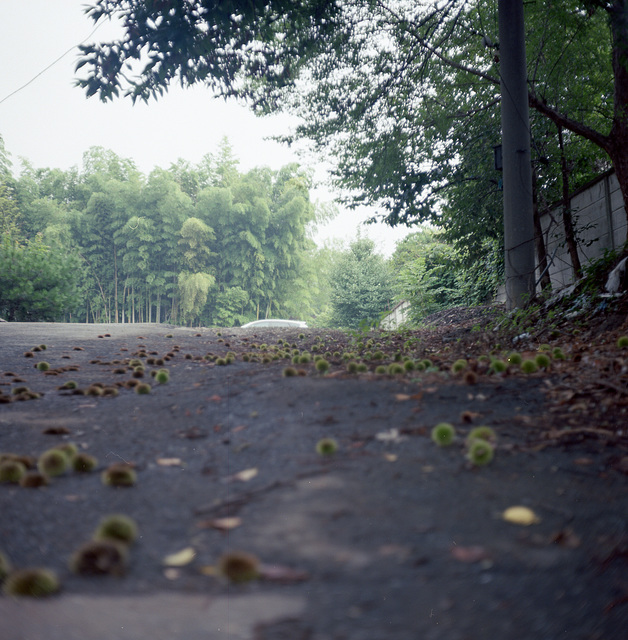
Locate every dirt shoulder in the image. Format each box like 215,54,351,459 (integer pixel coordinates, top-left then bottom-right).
0,321,627,639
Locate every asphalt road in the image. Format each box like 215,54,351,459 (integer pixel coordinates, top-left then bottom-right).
0,323,626,639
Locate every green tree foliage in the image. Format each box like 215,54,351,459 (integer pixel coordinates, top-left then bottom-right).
329,238,393,329
0,135,19,235
391,230,501,321
0,185,20,236
0,234,81,321
0,134,11,178
213,286,250,327
75,0,628,288
179,217,215,271
178,271,215,324
1,136,324,326
76,1,344,103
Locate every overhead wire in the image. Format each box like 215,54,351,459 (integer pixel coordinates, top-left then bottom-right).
0,20,105,106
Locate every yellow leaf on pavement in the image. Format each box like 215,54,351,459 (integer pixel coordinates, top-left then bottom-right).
233,467,258,482
502,506,540,526
163,547,196,566
197,517,242,531
157,457,183,467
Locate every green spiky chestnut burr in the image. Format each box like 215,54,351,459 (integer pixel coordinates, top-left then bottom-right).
69,540,128,576
0,460,27,484
101,463,136,487
316,438,339,455
521,359,538,374
218,551,260,583
0,551,11,580
94,514,138,545
73,453,98,473
466,426,497,445
2,568,60,597
431,423,455,447
37,449,69,477
19,472,49,488
490,359,508,373
467,439,495,466
53,443,78,462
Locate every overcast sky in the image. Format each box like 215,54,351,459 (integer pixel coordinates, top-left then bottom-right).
0,0,411,255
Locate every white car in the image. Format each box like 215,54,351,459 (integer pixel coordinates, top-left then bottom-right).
240,319,308,329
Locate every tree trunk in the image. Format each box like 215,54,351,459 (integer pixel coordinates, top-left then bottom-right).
114,248,119,323
608,0,628,225
532,168,551,291
557,125,582,279
527,2,628,230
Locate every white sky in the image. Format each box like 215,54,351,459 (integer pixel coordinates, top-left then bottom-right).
0,0,411,256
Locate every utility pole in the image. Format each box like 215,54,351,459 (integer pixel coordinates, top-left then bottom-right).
498,0,535,309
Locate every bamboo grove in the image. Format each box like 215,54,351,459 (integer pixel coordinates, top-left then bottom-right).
0,140,327,325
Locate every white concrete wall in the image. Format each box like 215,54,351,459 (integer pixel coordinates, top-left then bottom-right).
381,300,411,329
540,171,627,290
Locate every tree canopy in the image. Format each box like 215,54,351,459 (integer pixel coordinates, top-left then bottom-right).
1,139,332,325
76,0,344,103
0,234,81,321
76,0,628,282
328,237,393,328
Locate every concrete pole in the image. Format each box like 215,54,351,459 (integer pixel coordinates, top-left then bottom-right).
498,0,536,309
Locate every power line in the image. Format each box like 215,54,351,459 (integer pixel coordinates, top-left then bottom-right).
0,21,105,106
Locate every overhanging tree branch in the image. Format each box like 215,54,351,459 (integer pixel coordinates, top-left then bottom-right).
528,92,610,153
